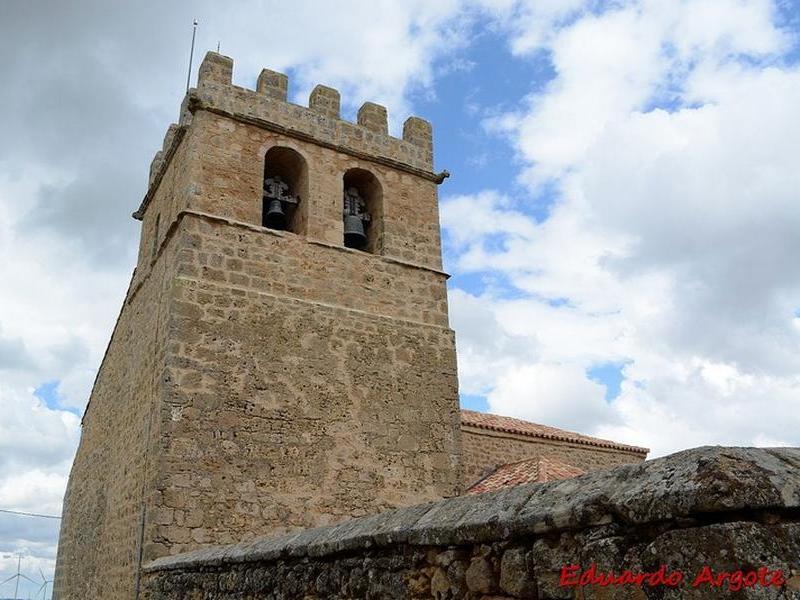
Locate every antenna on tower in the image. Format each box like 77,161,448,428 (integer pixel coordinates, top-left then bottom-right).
186,19,198,92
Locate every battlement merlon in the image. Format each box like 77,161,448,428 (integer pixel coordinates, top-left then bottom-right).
133,52,449,221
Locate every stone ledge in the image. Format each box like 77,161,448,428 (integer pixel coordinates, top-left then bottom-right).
144,446,800,573
126,208,451,311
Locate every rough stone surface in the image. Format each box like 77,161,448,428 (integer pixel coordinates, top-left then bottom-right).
358,101,389,134
141,447,800,599
256,68,288,101
53,51,460,599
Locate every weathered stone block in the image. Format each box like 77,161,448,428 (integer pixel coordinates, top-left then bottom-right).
257,68,288,101
465,556,498,593
403,116,432,150
309,84,340,118
197,51,233,88
500,548,537,597
357,101,388,134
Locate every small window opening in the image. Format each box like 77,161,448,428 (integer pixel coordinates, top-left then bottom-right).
343,187,370,249
342,169,382,253
263,147,307,234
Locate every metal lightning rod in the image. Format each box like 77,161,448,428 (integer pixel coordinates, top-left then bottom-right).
186,19,198,92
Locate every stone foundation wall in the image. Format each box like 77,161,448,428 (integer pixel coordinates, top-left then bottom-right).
460,427,646,488
142,447,800,599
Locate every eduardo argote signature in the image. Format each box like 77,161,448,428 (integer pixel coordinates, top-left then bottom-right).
559,564,786,592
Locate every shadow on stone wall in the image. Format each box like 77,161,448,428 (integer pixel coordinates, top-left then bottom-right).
142,446,800,599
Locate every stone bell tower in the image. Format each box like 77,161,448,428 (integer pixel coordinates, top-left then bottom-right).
53,52,461,599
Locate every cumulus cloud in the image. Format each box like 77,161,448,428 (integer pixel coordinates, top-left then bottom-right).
449,288,539,395
487,363,611,432
444,0,800,456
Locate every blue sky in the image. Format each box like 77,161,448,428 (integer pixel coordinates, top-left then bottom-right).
422,26,563,413
2,0,800,596
34,381,80,416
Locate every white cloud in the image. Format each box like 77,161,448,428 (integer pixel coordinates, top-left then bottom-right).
0,169,130,411
199,0,470,129
444,0,800,457
487,363,611,432
0,386,77,595
442,190,537,249
477,0,589,55
0,471,69,518
449,288,540,396
486,0,789,185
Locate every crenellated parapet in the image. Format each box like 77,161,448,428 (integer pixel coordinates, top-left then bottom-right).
221,52,431,154
147,123,182,187
206,52,433,159
137,51,444,221
190,51,433,162
257,68,288,101
357,102,388,135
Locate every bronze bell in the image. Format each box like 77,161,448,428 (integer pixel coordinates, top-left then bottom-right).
263,175,298,231
343,186,370,250
343,214,367,249
264,198,287,230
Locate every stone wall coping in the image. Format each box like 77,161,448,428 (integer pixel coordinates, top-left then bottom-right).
144,446,800,573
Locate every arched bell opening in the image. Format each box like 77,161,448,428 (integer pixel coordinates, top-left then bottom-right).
342,168,383,253
263,146,308,234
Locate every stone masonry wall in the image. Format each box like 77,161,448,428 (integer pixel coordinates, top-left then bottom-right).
461,427,646,488
136,52,446,271
53,234,181,599
142,447,800,600
175,212,449,326
143,211,461,561
57,51,462,598
180,109,445,270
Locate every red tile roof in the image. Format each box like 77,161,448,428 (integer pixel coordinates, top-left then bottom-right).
460,409,649,455
466,456,586,494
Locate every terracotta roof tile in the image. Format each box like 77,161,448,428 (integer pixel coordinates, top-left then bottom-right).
466,456,586,494
460,409,649,455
